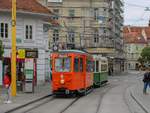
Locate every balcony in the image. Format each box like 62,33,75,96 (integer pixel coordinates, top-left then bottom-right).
85,36,114,48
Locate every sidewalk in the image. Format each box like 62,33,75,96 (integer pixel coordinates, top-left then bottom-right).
130,79,150,113
0,82,51,113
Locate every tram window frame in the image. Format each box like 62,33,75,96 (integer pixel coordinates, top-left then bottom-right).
86,60,94,72
101,64,107,72
95,60,99,72
74,58,79,72
80,58,83,72
55,57,71,72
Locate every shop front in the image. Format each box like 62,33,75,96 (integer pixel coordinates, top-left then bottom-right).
2,49,38,92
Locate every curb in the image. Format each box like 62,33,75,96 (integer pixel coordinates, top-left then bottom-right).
4,94,53,113
129,88,149,113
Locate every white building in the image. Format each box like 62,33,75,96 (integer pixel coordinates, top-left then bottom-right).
0,0,54,85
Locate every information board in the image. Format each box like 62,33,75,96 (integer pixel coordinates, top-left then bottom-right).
25,59,34,79
25,50,38,58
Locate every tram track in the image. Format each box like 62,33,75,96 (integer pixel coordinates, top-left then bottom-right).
5,94,82,113
5,74,144,113
123,74,148,113
5,94,54,113
124,85,148,113
95,83,119,113
59,97,80,113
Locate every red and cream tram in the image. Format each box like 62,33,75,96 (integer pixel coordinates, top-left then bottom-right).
51,50,94,96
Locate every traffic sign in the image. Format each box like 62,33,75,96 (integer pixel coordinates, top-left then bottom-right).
18,49,25,59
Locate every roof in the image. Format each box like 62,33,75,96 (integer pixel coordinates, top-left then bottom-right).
0,0,52,15
123,26,149,44
52,50,91,55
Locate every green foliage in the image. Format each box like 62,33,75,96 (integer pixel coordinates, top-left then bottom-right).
0,40,4,58
140,47,150,63
137,57,144,64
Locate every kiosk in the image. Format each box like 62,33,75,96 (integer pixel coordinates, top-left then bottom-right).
24,58,34,93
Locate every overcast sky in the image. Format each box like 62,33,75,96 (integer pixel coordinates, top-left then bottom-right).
124,0,150,26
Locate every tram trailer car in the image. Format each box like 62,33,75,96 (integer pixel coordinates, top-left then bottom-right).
51,50,94,96
93,55,108,87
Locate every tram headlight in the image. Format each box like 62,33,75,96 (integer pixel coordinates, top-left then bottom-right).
60,79,65,84
60,74,64,79
60,74,65,84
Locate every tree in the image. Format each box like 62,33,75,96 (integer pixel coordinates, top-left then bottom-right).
137,57,144,65
0,40,4,58
140,47,150,64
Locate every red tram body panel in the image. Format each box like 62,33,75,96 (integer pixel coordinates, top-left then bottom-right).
51,50,93,95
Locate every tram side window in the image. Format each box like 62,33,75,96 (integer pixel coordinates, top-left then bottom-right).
86,60,94,72
74,58,79,72
101,64,107,72
80,58,83,72
95,60,99,72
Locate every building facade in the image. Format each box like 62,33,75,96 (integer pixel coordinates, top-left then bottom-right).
123,26,149,70
46,0,124,74
0,0,53,86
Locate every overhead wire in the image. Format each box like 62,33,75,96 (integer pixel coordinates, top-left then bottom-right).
124,2,150,26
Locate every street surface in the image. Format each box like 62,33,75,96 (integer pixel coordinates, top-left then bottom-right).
7,71,148,113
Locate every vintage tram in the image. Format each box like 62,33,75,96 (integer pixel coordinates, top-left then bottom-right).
93,55,108,87
51,50,94,96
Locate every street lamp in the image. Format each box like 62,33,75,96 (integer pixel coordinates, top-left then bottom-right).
11,0,17,96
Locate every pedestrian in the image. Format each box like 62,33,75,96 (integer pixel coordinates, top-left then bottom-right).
143,67,150,95
108,67,111,76
3,71,12,104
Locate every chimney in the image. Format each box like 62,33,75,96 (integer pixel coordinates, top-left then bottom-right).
127,25,131,33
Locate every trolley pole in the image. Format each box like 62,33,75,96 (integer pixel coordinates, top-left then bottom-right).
11,0,17,96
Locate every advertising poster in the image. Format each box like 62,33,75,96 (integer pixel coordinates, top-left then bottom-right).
25,59,34,80
0,61,2,85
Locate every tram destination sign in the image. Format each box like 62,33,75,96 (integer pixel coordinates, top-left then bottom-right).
25,50,38,58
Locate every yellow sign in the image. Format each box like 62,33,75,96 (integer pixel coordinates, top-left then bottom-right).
18,49,25,59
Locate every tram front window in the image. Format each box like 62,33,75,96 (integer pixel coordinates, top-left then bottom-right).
55,57,71,72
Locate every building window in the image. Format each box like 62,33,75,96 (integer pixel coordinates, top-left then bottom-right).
103,29,106,33
94,31,99,43
68,31,75,43
53,29,59,42
53,9,59,20
94,8,98,20
104,8,106,11
69,9,75,17
25,25,33,39
0,23,8,38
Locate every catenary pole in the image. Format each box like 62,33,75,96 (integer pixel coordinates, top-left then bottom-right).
11,0,17,96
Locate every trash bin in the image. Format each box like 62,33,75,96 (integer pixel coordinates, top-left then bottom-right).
17,81,23,91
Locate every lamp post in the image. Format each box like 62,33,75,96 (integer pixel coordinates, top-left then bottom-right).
11,0,17,96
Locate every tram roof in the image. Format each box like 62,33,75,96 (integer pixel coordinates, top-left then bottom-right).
93,55,108,61
52,50,90,55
